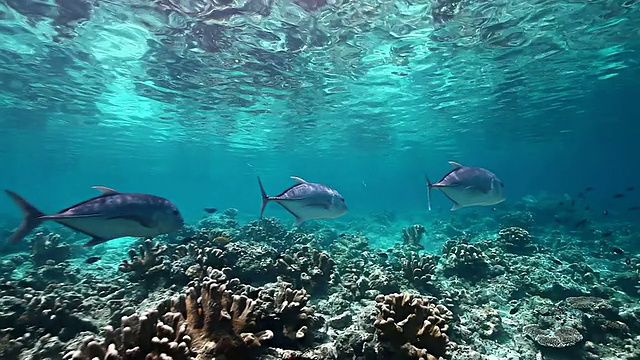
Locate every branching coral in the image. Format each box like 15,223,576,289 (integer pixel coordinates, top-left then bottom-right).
118,239,168,282
403,252,438,290
497,227,535,254
65,309,193,360
31,231,70,266
374,293,452,359
276,245,335,294
257,282,318,348
402,225,426,251
441,240,489,280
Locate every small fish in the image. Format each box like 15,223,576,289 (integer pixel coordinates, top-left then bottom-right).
601,231,613,238
258,176,348,226
570,200,575,207
613,193,624,198
603,209,609,216
612,247,624,255
426,161,505,211
559,201,564,206
204,208,218,214
509,306,520,315
627,187,635,192
551,258,563,265
85,256,101,264
574,219,588,229
625,258,631,265
213,236,231,245
629,206,640,211
585,187,593,192
4,186,184,247
577,192,584,198
585,206,590,211
377,252,389,260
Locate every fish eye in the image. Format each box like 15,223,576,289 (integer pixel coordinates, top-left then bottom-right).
172,209,180,215
500,182,504,188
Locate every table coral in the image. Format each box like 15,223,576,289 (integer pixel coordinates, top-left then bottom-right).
523,325,583,348
374,293,452,359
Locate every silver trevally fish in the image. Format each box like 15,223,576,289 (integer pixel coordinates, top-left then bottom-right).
426,161,505,211
258,176,348,226
4,186,184,247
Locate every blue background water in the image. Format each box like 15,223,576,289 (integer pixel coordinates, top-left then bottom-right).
0,0,639,230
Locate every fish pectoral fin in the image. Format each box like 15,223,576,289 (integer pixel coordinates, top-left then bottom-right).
92,186,119,195
290,176,310,184
449,161,463,168
293,217,305,226
450,203,463,211
107,215,156,228
83,237,109,247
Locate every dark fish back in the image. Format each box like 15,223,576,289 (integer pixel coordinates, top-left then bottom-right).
274,183,308,200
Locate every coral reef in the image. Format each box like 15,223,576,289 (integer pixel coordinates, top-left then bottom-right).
402,224,426,251
374,293,452,359
118,239,169,283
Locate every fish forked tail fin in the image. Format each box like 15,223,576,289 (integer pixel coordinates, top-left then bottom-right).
4,190,45,244
426,174,433,211
257,176,270,218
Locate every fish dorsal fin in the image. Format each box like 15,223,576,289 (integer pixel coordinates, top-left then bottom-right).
92,186,119,195
290,176,309,184
449,161,463,169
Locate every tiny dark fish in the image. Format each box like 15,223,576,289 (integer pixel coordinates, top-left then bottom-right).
570,200,575,207
612,247,624,255
377,252,389,260
585,206,590,211
558,201,564,206
601,231,613,238
613,193,624,198
627,187,635,192
85,256,101,264
204,208,218,214
585,187,593,192
629,206,640,211
509,307,519,315
574,219,588,229
551,258,563,265
626,258,631,265
577,192,584,198
603,209,609,216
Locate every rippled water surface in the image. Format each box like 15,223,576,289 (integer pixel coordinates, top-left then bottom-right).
0,0,638,217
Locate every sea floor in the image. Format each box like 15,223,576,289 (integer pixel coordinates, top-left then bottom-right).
0,195,639,360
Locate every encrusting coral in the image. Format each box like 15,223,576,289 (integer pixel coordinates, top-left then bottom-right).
374,293,452,360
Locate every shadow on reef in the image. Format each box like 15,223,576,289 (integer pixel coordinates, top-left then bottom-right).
1,201,640,359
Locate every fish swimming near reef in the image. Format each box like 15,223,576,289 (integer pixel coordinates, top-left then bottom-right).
426,161,505,211
4,186,184,247
258,176,348,226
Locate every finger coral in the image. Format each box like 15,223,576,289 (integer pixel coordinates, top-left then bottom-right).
374,293,452,360
118,239,168,283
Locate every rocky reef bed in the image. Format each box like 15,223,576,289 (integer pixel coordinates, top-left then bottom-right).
1,204,640,360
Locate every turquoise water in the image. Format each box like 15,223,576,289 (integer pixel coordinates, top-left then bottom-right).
1,0,640,359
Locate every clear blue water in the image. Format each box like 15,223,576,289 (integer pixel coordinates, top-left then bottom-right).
2,2,640,359
0,0,638,227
